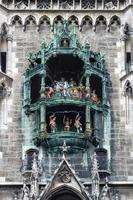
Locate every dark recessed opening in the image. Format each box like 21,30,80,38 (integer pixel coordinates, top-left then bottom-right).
90,74,102,101
46,54,84,84
31,75,41,104
1,52,6,73
95,148,108,170
48,190,82,200
46,105,85,133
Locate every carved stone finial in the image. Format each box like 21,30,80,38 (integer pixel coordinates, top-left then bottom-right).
59,140,70,159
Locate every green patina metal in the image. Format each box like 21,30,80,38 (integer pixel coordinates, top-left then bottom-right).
23,19,111,152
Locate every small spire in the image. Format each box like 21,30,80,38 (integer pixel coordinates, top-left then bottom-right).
30,152,40,199
100,177,110,199
92,152,99,179
91,152,100,200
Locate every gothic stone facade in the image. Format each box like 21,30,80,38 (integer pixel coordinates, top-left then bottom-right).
0,0,133,200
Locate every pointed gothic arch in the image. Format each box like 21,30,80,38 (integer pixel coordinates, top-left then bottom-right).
53,15,64,24
124,80,132,96
44,185,88,200
68,15,79,25
38,15,51,26
109,15,121,32
81,16,93,26
24,15,37,31
95,15,107,32
46,185,86,200
10,15,23,26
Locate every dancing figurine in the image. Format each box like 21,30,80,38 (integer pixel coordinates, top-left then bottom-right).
63,115,72,132
49,114,57,133
63,81,70,97
74,113,82,133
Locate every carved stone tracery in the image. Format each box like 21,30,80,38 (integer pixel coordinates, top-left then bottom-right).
0,0,129,10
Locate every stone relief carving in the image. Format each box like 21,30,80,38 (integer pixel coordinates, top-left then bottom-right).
58,165,72,183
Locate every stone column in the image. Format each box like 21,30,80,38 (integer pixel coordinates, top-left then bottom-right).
35,0,37,8
28,0,30,8
102,79,107,105
0,33,1,71
117,0,120,9
85,74,91,136
50,0,53,8
23,78,31,115
12,0,15,8
6,34,13,75
24,80,31,104
120,35,127,75
130,34,133,71
73,0,75,9
102,0,104,9
25,79,31,106
40,73,46,136
79,0,82,9
95,0,98,9
40,103,46,135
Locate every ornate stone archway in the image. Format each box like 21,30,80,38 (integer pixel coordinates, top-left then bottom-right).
45,186,86,200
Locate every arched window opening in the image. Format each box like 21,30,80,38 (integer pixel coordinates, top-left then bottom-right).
54,16,64,25
46,54,84,83
91,110,104,140
124,81,133,124
24,15,36,31
95,16,107,32
38,16,50,32
125,40,131,73
90,75,102,104
125,81,132,96
11,15,23,26
31,75,41,104
109,16,121,32
24,149,39,171
46,187,83,200
0,23,8,73
81,16,93,31
95,148,108,171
